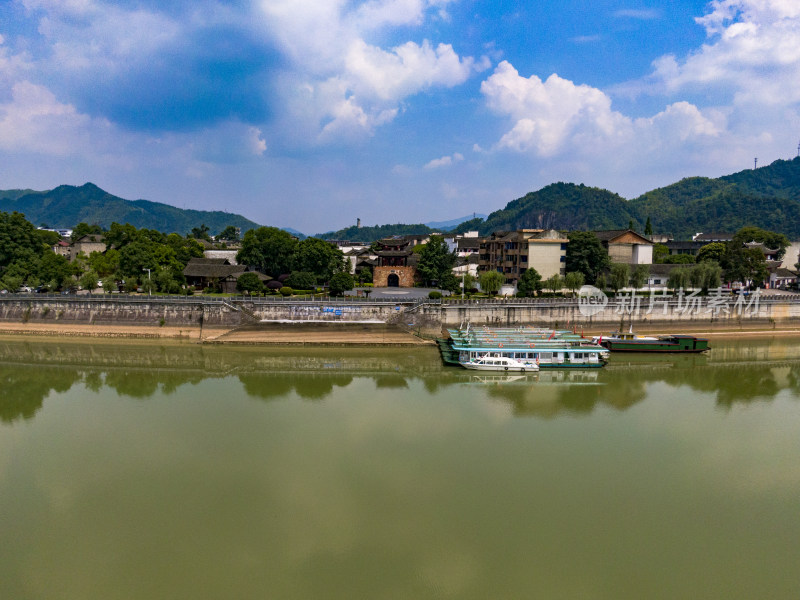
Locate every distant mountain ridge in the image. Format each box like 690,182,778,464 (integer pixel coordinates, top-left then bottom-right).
472,157,800,239
4,157,800,241
0,183,263,236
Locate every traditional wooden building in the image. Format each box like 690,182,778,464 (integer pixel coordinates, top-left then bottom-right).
372,239,418,287
183,257,244,292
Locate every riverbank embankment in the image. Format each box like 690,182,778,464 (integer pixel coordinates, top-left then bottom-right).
1,293,799,344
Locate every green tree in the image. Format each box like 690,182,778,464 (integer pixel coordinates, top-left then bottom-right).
696,242,726,264
118,240,157,278
668,267,690,291
236,272,264,295
564,271,585,295
543,274,564,294
517,267,542,297
665,254,695,264
285,271,316,290
416,235,456,287
608,263,630,293
644,217,653,236
101,276,116,293
38,251,73,290
689,261,722,293
566,231,610,284
329,272,354,296
630,264,650,290
723,246,768,287
479,270,504,295
731,226,790,259
79,270,99,294
165,233,204,266
653,244,670,264
462,272,476,293
190,224,212,241
217,225,240,241
88,248,120,277
237,227,298,277
294,237,346,283
71,222,102,241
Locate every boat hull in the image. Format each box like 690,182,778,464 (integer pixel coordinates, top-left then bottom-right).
601,336,709,353
461,363,538,372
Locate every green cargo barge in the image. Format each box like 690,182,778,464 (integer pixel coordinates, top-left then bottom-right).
597,332,710,353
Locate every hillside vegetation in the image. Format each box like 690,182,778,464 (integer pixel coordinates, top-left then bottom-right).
0,183,261,235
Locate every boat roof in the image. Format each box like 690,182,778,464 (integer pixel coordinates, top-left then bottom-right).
448,326,606,352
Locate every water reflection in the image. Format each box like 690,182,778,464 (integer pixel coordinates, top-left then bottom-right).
1,337,800,424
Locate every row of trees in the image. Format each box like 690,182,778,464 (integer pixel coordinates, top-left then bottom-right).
0,212,208,294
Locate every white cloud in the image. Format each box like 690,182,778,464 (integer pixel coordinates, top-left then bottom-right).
482,61,631,156
648,0,800,104
424,152,463,169
258,0,482,142
345,39,475,102
0,81,96,155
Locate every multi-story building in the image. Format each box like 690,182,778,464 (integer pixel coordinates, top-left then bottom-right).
479,229,567,284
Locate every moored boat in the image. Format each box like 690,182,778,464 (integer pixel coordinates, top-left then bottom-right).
461,353,539,372
594,331,710,353
446,325,609,369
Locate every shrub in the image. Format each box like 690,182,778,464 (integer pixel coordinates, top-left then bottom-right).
285,271,316,290
279,286,293,296
428,291,442,299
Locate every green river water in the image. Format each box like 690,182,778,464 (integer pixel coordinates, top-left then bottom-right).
1,336,799,599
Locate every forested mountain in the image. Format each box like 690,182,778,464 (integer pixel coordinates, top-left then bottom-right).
4,156,800,241
315,223,438,242
467,157,800,239
475,182,635,234
0,183,262,235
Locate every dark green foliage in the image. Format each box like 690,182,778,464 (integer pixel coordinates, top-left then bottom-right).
328,272,354,296
0,183,260,235
190,224,211,241
609,263,630,293
71,222,103,241
477,183,635,235
566,231,610,284
294,237,346,283
663,254,696,264
416,235,456,287
450,217,486,235
279,286,293,296
723,246,768,286
428,291,442,299
479,271,504,295
653,244,670,264
237,227,298,277
696,242,726,264
644,217,653,236
630,264,649,289
285,271,316,290
317,223,435,243
517,267,542,296
730,227,790,258
217,225,240,240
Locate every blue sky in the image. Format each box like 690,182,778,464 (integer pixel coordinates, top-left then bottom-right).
1,0,799,234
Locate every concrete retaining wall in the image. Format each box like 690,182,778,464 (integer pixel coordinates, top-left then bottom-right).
1,294,799,338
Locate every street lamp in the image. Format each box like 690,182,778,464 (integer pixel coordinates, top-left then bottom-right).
143,268,151,296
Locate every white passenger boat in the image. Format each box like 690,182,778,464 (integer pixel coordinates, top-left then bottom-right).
447,325,609,369
461,353,539,372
